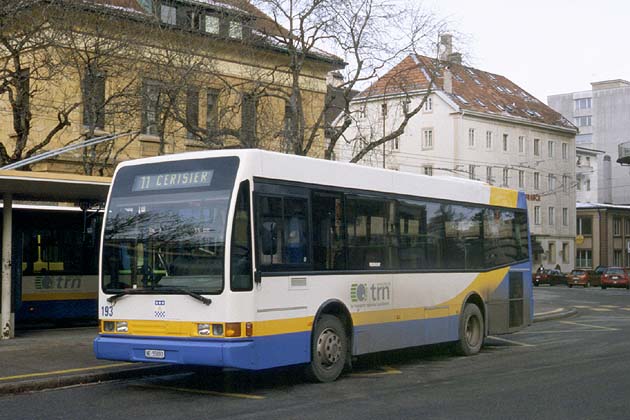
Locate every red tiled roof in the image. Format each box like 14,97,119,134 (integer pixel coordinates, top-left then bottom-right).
358,54,576,131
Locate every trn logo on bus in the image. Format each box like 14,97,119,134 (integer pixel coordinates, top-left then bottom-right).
350,282,392,308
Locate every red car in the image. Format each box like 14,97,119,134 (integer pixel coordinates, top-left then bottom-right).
567,269,590,288
533,269,566,286
600,267,630,290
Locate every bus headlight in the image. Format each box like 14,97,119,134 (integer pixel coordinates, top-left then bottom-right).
103,321,115,332
197,323,210,336
212,324,224,336
116,321,128,333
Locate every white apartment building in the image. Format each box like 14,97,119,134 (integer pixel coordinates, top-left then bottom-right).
336,42,578,271
576,146,604,203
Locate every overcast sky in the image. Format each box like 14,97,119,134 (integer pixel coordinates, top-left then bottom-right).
427,0,630,103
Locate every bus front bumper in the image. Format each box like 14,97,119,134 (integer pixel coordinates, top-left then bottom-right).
94,335,256,369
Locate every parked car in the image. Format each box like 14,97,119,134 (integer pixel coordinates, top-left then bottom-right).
600,267,630,289
533,269,566,286
567,269,591,288
588,265,607,287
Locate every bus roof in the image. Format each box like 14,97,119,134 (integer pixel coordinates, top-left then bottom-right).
114,149,523,209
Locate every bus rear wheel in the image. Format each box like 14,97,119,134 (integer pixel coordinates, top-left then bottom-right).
455,303,484,356
306,314,347,383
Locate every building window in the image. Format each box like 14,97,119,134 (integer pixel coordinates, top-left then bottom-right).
562,142,568,160
185,87,200,139
486,131,492,149
82,66,106,129
502,133,508,151
574,97,592,110
402,98,410,114
563,208,568,226
518,136,525,153
423,165,433,176
469,164,476,180
548,140,554,158
241,93,257,146
422,129,433,149
534,206,541,225
533,138,540,156
486,166,493,184
576,249,592,268
206,89,219,136
381,103,388,117
562,175,569,192
424,97,432,111
548,174,556,190
548,242,556,264
392,137,399,150
614,217,622,236
142,80,162,136
534,172,540,190
205,15,220,34
518,170,524,189
502,167,509,187
574,115,592,127
625,219,630,236
586,179,591,191
577,216,592,235
576,176,582,190
185,10,202,29
468,128,475,147
548,207,555,226
614,250,623,266
160,4,177,25
229,20,243,39
562,242,570,264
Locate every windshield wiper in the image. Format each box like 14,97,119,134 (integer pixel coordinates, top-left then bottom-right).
157,287,212,306
106,287,212,306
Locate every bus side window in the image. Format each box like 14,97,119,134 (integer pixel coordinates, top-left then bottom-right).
231,181,253,291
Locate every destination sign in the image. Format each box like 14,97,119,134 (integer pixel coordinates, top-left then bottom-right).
132,170,213,192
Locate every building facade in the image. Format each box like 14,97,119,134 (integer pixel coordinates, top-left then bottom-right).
576,146,604,204
576,202,630,269
548,80,630,204
0,0,342,175
336,40,578,271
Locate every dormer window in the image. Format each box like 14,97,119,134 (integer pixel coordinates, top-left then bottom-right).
229,20,243,39
205,15,220,34
160,4,177,25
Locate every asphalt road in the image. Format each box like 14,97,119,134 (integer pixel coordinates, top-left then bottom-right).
3,286,630,420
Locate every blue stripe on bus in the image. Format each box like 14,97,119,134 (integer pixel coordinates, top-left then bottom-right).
16,299,96,322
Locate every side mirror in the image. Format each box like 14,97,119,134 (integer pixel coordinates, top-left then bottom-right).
261,221,278,255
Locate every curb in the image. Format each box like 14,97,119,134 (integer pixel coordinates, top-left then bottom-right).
533,307,578,323
0,364,184,395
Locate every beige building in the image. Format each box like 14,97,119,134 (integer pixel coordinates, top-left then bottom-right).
576,202,630,269
0,0,342,176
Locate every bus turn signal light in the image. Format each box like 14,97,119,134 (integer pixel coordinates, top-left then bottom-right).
225,322,241,337
245,322,253,337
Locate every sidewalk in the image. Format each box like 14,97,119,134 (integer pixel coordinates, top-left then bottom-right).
0,305,576,395
0,326,180,395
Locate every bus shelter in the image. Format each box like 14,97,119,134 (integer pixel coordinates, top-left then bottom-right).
0,170,111,339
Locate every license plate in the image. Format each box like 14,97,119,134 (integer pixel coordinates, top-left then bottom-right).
613,276,619,280
145,349,165,359
574,280,579,283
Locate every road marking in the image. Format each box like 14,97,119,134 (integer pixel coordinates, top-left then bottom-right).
130,383,265,399
620,308,630,311
573,305,592,309
589,308,612,312
0,363,132,382
534,308,566,316
559,320,619,331
487,335,535,347
350,366,402,377
601,305,620,308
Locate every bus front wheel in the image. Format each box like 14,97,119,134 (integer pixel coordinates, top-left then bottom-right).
455,303,484,356
306,314,347,383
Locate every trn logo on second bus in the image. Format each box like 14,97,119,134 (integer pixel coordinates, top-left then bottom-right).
350,282,391,307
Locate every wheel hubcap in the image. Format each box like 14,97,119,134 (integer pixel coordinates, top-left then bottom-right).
465,315,480,346
317,328,342,367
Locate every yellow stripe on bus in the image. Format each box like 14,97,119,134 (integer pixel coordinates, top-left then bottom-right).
489,186,518,208
99,268,512,338
22,292,97,302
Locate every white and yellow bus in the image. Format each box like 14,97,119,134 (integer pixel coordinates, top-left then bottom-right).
94,150,532,382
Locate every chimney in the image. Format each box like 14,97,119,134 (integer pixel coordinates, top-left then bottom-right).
440,34,453,61
443,66,453,94
448,52,462,65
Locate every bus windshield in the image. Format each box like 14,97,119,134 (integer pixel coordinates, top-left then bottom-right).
101,157,238,295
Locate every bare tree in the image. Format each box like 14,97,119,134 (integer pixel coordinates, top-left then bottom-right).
250,0,449,161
